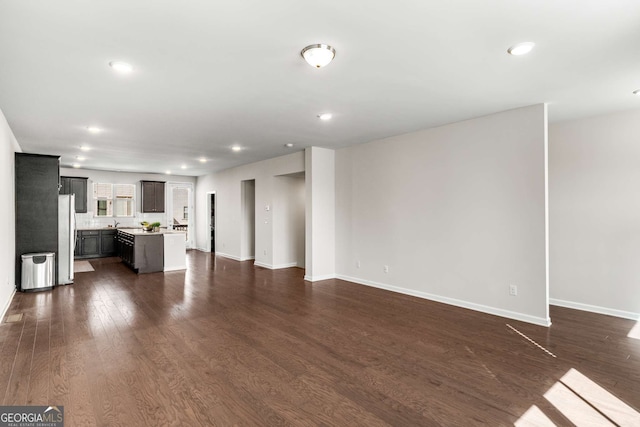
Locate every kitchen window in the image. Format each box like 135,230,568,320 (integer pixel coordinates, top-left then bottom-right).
93,183,135,217
114,184,135,217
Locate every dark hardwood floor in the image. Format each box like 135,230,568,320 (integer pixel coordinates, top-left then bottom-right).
1,251,639,426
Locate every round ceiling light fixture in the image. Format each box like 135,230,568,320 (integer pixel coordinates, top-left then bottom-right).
507,42,535,56
231,145,242,152
317,113,332,121
301,44,336,68
109,61,133,73
199,157,207,163
284,143,294,148
86,126,101,133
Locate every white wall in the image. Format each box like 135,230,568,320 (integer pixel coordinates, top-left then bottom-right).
60,167,196,228
305,147,336,281
335,104,550,325
195,152,305,267
273,174,305,268
0,109,21,319
549,109,640,319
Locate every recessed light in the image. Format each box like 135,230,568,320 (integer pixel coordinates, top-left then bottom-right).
76,156,86,161
72,163,80,168
109,61,133,73
284,143,294,148
181,165,187,169
231,145,242,152
317,113,332,121
166,170,172,175
507,42,535,56
633,89,640,96
86,126,101,133
199,158,207,163
80,145,91,151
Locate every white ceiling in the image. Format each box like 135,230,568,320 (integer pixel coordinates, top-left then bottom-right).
1,0,640,176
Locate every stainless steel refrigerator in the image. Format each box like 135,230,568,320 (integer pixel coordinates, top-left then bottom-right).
58,194,76,285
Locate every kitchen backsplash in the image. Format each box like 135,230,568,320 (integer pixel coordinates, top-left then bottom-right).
76,211,167,229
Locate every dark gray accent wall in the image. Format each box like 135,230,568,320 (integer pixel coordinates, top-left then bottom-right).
15,153,60,289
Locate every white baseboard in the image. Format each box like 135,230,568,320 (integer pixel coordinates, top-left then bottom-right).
252,261,300,270
0,288,16,322
195,246,208,252
550,298,640,321
216,252,241,261
304,273,337,282
253,261,270,269
336,274,552,327
240,256,255,261
273,262,298,269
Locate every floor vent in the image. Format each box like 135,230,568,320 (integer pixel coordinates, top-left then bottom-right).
4,313,23,323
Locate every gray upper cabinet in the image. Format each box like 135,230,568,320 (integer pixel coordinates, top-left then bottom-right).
60,176,88,213
141,180,165,213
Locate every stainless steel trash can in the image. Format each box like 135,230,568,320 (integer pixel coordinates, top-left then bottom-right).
21,252,55,292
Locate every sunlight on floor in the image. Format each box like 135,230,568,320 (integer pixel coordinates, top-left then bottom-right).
628,321,640,340
515,368,640,426
514,405,555,427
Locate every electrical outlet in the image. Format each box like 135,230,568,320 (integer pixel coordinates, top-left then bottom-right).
509,284,518,296
384,265,389,273
356,261,361,268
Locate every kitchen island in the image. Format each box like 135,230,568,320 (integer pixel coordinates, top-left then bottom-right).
116,229,186,273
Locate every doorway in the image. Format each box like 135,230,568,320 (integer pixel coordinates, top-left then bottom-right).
274,172,305,268
166,182,194,248
241,180,255,260
208,193,215,252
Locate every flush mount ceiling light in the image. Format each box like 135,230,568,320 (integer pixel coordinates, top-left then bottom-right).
231,145,242,152
507,42,535,56
284,143,294,148
301,44,336,68
109,61,133,73
76,156,86,161
181,164,187,169
199,157,207,163
79,145,91,151
72,163,80,168
317,113,332,121
86,126,101,133
166,170,172,175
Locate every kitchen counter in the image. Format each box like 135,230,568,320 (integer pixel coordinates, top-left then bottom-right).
117,229,185,236
77,227,185,234
77,226,138,231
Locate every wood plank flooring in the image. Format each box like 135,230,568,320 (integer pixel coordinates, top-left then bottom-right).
1,251,639,426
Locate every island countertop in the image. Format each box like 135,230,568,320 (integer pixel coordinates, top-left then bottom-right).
116,229,185,236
